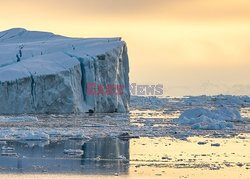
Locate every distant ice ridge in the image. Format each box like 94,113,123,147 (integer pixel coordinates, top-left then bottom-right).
0,28,130,114
178,95,250,107
178,107,242,130
131,95,250,110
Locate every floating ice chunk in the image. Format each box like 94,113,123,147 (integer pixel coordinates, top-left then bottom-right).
117,155,126,160
19,140,50,147
68,134,89,140
211,143,220,147
1,152,18,157
63,149,84,156
16,131,50,141
173,131,193,140
1,146,14,151
0,116,38,122
178,107,242,130
103,115,113,120
197,141,207,145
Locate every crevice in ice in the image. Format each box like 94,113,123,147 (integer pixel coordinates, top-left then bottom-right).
0,62,14,68
97,54,106,61
63,52,86,101
80,58,87,101
6,82,9,96
16,54,21,62
63,52,96,103
19,64,36,107
0,32,8,40
30,73,36,106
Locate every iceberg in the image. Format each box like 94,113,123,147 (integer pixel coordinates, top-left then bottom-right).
0,28,130,114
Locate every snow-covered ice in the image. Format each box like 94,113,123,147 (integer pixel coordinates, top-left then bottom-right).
0,28,130,114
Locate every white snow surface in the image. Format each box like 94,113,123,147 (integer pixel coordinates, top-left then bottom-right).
0,28,130,114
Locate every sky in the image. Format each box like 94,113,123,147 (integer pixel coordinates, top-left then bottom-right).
1,0,250,96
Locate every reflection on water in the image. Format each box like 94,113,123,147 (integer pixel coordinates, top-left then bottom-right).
0,135,250,178
0,137,129,174
81,138,129,174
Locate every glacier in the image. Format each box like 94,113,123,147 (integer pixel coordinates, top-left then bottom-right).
0,28,130,114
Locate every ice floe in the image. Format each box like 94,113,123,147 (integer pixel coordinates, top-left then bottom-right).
0,116,38,122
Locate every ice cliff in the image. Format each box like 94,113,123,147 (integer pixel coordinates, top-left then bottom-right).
0,28,130,114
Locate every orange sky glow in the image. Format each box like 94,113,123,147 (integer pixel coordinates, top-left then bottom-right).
1,0,250,96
